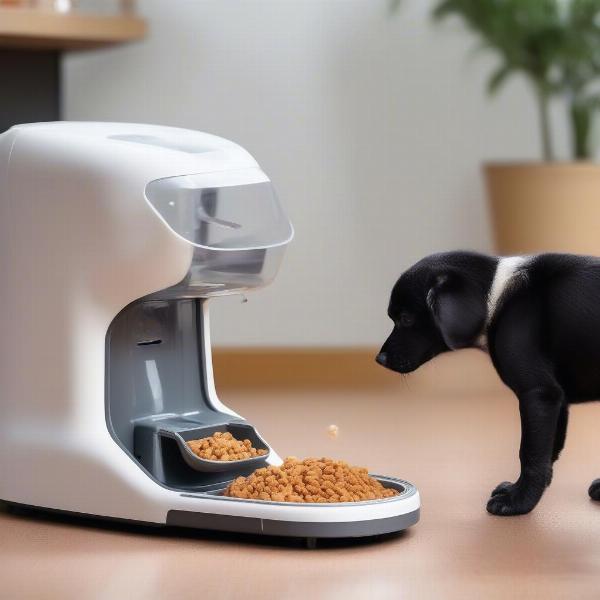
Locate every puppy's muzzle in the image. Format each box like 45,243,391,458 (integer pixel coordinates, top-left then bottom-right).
375,352,388,367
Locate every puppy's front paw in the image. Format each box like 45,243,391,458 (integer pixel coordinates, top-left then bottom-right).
491,481,514,497
486,483,537,516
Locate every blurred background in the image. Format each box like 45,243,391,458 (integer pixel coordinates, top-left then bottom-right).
62,0,519,348
65,0,558,348
3,0,599,364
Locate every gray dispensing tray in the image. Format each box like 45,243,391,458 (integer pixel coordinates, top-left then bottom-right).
158,422,270,473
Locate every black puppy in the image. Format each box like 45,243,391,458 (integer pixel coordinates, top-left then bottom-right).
377,250,600,516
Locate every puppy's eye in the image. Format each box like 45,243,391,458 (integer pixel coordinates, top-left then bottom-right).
398,313,415,328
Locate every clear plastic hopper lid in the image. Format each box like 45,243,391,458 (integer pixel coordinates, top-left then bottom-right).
145,169,293,250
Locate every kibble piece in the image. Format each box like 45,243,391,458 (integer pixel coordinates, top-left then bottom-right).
186,432,268,461
224,457,399,503
327,424,339,439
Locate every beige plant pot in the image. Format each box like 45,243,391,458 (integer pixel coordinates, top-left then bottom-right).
485,162,600,255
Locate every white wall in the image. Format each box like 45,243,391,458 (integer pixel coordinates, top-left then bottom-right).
64,0,549,347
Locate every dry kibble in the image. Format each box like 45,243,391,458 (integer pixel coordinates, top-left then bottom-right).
186,432,268,461
224,457,398,503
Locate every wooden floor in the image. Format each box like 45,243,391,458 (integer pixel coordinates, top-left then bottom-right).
1,375,599,599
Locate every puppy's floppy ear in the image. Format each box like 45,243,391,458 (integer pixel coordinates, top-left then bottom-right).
427,270,486,349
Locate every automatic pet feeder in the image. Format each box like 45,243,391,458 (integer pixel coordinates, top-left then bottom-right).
0,122,420,539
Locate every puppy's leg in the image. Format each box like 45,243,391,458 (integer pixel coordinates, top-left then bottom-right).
490,401,568,499
551,403,569,463
487,385,563,516
488,289,566,515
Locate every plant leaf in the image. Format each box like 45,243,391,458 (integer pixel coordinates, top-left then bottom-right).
487,64,514,95
432,0,460,21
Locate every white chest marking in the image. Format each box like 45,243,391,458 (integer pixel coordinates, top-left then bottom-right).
487,256,527,322
477,256,528,350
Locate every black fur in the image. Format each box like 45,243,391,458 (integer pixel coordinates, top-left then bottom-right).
377,251,600,516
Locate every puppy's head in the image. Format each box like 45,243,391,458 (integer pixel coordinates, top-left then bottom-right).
376,253,491,374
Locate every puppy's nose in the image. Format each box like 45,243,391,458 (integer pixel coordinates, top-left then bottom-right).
375,352,387,366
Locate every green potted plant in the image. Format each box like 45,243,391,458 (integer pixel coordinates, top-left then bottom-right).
432,0,600,254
